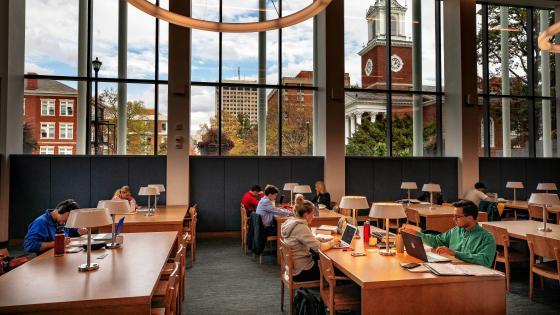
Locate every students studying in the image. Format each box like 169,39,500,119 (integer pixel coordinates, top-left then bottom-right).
112,186,138,211
241,185,262,215
463,182,492,207
23,199,87,254
311,180,331,209
255,185,293,235
281,201,339,281
401,200,496,267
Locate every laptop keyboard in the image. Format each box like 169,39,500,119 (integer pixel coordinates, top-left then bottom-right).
426,252,449,262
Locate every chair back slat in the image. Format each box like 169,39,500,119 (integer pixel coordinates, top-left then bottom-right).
279,239,294,283
527,234,560,260
405,208,420,226
528,205,546,221
318,250,335,288
482,224,509,247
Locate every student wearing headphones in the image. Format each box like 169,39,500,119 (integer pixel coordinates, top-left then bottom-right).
24,199,87,254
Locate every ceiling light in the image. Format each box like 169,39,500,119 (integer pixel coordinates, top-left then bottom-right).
128,0,332,33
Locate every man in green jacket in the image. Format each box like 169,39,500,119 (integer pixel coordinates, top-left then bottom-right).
402,200,496,267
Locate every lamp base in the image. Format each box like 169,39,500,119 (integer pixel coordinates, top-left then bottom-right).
538,227,552,232
105,242,121,249
379,249,395,256
78,263,99,272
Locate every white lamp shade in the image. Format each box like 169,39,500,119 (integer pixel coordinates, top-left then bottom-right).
528,193,560,206
283,183,299,191
339,196,369,209
97,200,131,214
138,186,160,196
536,183,557,191
422,183,441,192
293,185,312,194
369,202,406,219
401,182,417,190
65,208,112,228
506,181,524,189
148,184,166,193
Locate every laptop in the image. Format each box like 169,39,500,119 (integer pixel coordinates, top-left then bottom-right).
94,217,125,240
334,223,357,248
401,232,451,263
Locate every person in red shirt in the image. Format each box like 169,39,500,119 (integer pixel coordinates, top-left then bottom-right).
241,185,262,215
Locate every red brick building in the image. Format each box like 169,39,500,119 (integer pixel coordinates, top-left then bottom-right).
24,76,77,155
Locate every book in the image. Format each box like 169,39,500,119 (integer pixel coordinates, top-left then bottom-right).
317,225,338,232
424,263,504,277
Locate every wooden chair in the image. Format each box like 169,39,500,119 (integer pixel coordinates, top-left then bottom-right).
527,234,560,299
261,233,278,265
183,206,198,266
482,225,526,291
478,211,488,222
157,244,186,312
240,204,248,254
152,262,179,315
528,205,548,222
318,251,360,314
405,208,420,227
279,239,320,315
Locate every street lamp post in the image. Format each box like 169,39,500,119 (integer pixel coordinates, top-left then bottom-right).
92,57,102,155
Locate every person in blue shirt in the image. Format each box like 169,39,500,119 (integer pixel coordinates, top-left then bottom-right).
256,185,293,235
24,199,86,254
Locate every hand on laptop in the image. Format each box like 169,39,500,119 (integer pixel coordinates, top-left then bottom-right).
433,246,455,256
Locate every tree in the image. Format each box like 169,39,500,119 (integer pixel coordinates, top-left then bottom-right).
23,121,37,154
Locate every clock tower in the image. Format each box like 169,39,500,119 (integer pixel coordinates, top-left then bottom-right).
358,0,413,90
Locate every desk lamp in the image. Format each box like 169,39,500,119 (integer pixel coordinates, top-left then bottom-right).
148,184,166,212
283,183,299,205
422,183,441,210
293,185,312,197
506,182,524,201
528,193,560,232
339,196,369,238
65,208,112,272
97,200,130,249
139,186,159,216
400,182,417,205
369,203,406,256
536,182,558,194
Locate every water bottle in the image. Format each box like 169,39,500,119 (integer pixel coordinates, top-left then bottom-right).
54,227,65,256
363,220,371,245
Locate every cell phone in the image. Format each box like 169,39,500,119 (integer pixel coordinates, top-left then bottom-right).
400,262,420,269
351,252,366,257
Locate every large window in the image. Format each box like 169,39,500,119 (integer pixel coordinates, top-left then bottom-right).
344,0,444,157
190,0,316,156
477,4,557,157
24,0,168,155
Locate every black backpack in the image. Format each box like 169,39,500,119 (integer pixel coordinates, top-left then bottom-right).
293,288,326,315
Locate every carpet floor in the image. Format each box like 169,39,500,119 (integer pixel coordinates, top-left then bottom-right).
183,238,560,315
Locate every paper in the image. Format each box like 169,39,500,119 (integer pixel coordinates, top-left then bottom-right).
425,263,503,276
408,265,430,273
317,225,338,232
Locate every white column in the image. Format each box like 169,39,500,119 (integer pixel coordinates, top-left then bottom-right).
350,114,356,135
0,0,25,243
412,0,423,157
356,112,362,126
344,116,349,143
501,7,511,157
540,10,552,157
77,0,88,154
117,0,128,155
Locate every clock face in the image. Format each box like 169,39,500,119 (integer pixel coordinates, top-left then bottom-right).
391,54,403,72
364,59,373,76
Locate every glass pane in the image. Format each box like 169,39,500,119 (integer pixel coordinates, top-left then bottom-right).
476,4,483,93
283,0,313,81
25,0,79,76
191,0,219,82
536,98,558,157
125,84,156,155
190,86,218,156
391,94,438,157
158,84,168,155
23,79,80,154
159,0,169,80
481,97,529,157
345,92,388,156
281,88,314,156
127,2,156,79
91,82,117,154
535,9,555,97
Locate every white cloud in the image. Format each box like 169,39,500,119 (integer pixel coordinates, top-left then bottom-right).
24,62,54,75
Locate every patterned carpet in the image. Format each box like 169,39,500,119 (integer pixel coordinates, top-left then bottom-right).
183,238,560,315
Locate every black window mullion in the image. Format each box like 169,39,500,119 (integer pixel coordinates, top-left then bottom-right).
278,0,283,156
154,0,160,156
527,7,536,157
86,0,93,155
385,0,392,156
482,4,491,157
435,0,443,156
218,0,223,156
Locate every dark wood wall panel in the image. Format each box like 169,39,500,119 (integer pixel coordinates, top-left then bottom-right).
50,157,91,208
129,157,167,204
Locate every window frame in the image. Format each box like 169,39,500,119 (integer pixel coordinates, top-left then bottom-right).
40,122,55,139
39,146,55,155
58,146,73,155
59,99,74,116
40,99,55,116
59,122,74,140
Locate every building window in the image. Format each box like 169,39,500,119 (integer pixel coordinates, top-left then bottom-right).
60,100,74,116
161,122,167,132
58,146,73,155
40,123,55,139
41,99,55,116
39,146,54,155
59,123,74,139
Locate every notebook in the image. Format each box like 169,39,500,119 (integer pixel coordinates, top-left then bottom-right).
424,263,503,276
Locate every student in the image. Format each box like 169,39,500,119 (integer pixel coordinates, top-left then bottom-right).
294,194,305,207
23,199,87,254
112,186,138,211
401,200,496,267
256,185,292,235
311,181,331,209
463,182,491,207
241,185,262,215
281,201,339,281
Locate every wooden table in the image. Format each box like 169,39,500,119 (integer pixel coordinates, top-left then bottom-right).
98,205,188,234
0,232,177,314
481,220,560,241
405,204,456,233
325,233,506,315
275,209,346,264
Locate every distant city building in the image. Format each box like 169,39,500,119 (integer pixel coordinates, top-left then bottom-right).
216,80,259,124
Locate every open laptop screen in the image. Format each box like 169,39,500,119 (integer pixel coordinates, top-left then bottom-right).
340,224,357,246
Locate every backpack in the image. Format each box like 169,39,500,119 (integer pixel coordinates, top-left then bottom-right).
293,288,326,315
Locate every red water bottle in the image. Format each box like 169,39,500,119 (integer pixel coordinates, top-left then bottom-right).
54,228,65,256
363,220,371,245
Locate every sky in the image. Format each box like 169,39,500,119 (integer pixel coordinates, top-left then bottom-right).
24,0,440,135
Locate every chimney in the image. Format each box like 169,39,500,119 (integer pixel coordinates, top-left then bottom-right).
26,73,38,90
